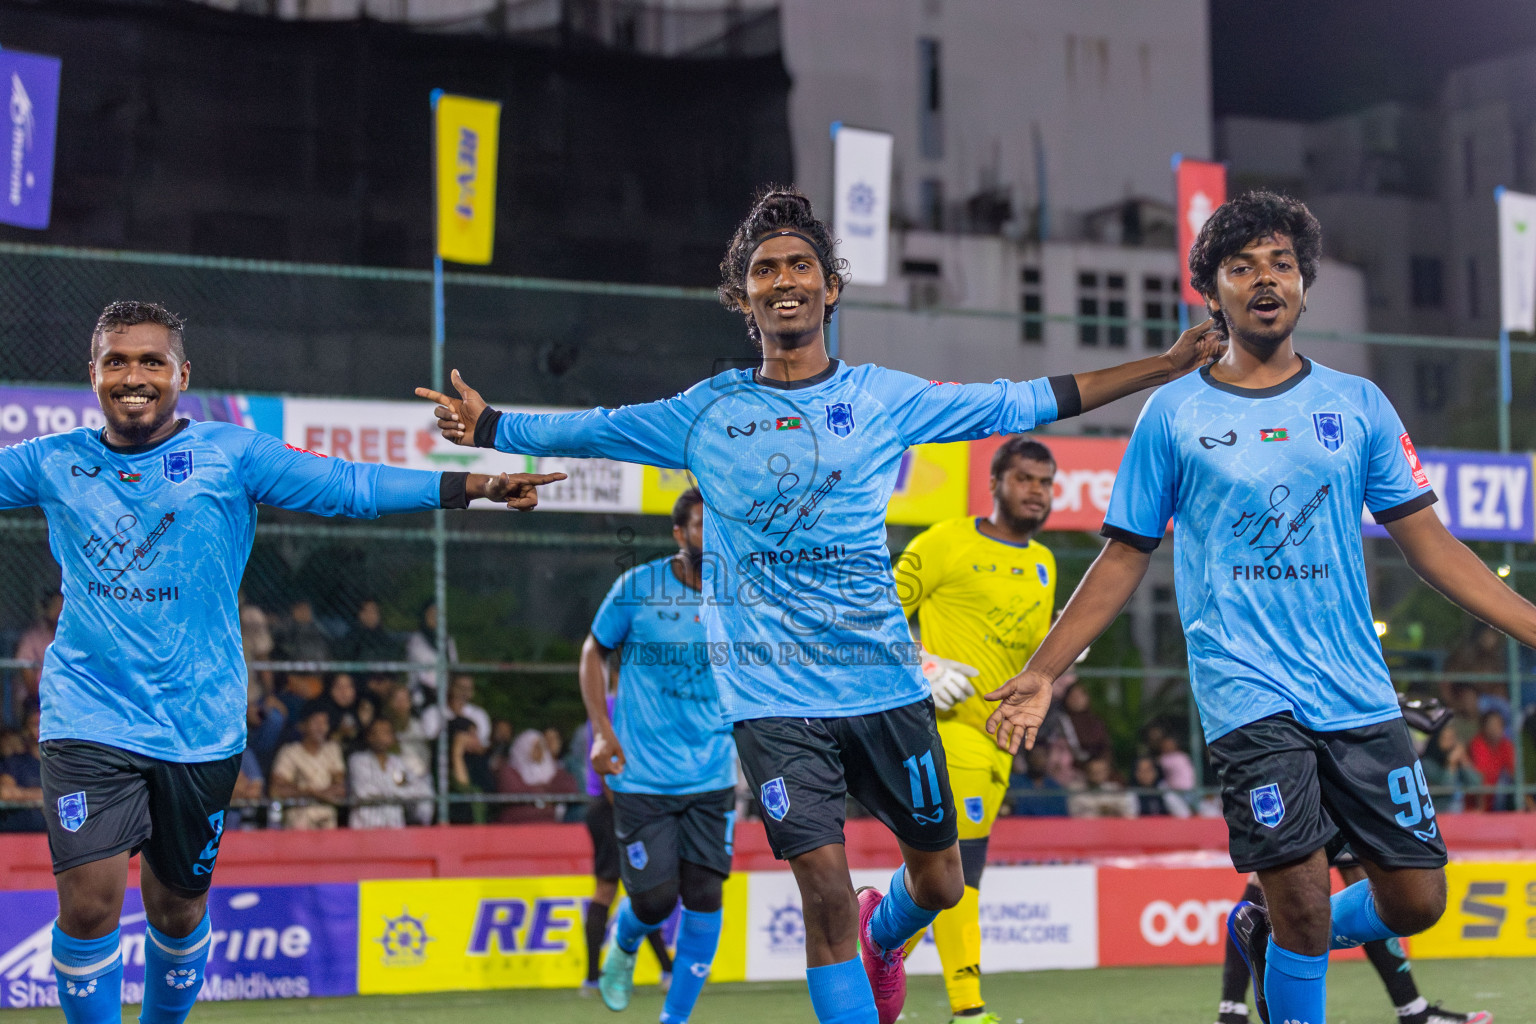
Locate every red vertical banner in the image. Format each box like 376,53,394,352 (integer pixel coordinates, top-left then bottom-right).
1175,157,1227,305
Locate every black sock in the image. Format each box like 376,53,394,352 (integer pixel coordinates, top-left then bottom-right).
647,928,673,974
1364,937,1421,1010
584,900,611,982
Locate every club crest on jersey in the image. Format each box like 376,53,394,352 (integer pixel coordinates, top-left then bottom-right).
1312,412,1344,453
163,450,194,483
57,791,88,832
1036,563,1049,586
626,841,648,871
1250,783,1285,828
964,797,985,823
825,402,855,438
760,777,791,821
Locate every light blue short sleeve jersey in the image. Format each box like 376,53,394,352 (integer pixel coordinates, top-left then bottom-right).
590,556,734,795
491,360,1064,721
1103,358,1436,742
0,419,444,763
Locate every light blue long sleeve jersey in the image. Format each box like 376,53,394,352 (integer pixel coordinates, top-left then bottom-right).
480,360,1072,722
0,419,452,762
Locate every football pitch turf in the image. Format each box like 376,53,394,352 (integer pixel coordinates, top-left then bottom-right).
12,959,1528,1024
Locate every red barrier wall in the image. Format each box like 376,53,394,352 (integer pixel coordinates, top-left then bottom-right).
3,813,1533,892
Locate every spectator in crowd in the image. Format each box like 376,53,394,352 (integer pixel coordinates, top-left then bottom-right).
404,601,458,704
488,718,516,774
1131,756,1190,818
421,674,492,747
336,597,402,665
1468,710,1517,812
270,705,348,829
1068,756,1137,819
0,708,44,832
318,673,365,749
245,679,287,778
496,728,578,824
1420,725,1484,813
274,597,330,703
1059,682,1113,767
1155,732,1197,792
380,683,431,779
240,598,276,695
0,727,21,758
1006,745,1068,817
449,717,494,824
12,590,61,722
1445,682,1484,747
543,725,565,764
228,746,266,830
348,717,433,829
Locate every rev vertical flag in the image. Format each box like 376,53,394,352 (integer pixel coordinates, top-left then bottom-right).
433,92,501,265
1175,157,1226,305
832,124,893,286
0,50,61,230
1497,187,1536,334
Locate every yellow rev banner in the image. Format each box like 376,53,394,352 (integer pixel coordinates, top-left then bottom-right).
1410,860,1536,959
357,875,748,993
433,91,500,265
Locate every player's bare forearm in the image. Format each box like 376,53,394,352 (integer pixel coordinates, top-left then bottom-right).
1030,539,1152,678
1386,506,1536,648
578,634,616,735
1072,319,1224,414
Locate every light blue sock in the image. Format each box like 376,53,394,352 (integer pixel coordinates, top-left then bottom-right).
805,956,877,1024
1329,880,1400,950
868,867,937,953
52,923,122,1024
1264,937,1328,1024
614,898,655,956
659,908,722,1024
140,911,213,1024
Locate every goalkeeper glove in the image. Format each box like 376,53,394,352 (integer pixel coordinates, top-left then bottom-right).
920,648,980,712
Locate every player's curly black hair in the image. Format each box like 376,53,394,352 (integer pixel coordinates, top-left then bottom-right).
718,186,848,349
91,300,187,363
1187,190,1322,299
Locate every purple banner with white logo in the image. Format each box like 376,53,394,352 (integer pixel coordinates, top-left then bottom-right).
0,884,358,1009
0,384,284,448
1363,448,1536,543
0,49,61,230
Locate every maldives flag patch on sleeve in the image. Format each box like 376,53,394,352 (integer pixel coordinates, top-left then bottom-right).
1400,432,1430,488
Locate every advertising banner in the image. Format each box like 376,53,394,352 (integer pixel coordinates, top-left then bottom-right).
1175,157,1226,305
887,442,969,525
1411,861,1536,960
282,397,644,514
967,435,1128,533
0,385,282,449
356,875,748,994
0,49,62,231
433,92,501,266
832,125,894,287
1498,187,1536,334
0,885,357,1009
1362,449,1535,543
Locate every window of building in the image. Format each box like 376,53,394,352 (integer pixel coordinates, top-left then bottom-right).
1076,271,1127,348
903,259,942,310
1106,274,1127,348
1143,276,1184,349
1020,266,1043,343
1415,358,1450,412
1410,256,1443,309
1467,256,1480,320
918,38,943,159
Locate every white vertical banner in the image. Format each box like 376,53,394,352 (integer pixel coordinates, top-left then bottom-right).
832,124,893,287
1498,187,1536,333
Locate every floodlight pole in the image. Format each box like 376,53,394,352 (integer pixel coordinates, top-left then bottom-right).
1494,185,1523,807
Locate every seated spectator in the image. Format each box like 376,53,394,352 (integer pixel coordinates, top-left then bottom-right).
1131,756,1190,818
1468,710,1517,812
1007,745,1068,817
404,601,458,705
336,598,403,665
421,674,492,747
348,718,433,829
380,683,431,778
274,598,330,702
1155,733,1196,792
0,727,22,759
1446,683,1483,746
317,673,364,749
1420,725,1484,813
12,590,61,722
1060,683,1112,767
241,599,276,694
0,708,44,832
489,718,515,774
270,705,347,829
449,718,493,824
228,746,266,830
1068,757,1137,819
496,729,578,824
246,680,287,777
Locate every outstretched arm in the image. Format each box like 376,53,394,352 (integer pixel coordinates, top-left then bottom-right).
578,634,625,777
1385,506,1536,647
985,539,1152,753
1071,319,1225,415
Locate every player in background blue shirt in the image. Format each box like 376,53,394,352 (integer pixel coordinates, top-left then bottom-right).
986,193,1536,1024
419,188,1223,1024
0,302,562,1024
580,487,737,1023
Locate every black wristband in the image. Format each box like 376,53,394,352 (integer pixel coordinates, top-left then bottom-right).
1049,375,1083,420
440,472,470,509
473,408,503,448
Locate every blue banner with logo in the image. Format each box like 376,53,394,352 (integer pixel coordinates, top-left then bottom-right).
1363,448,1535,543
0,49,61,230
0,884,358,1009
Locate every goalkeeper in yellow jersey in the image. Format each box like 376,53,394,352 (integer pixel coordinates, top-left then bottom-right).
894,436,1058,1024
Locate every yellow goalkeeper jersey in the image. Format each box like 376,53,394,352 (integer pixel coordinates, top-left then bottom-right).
896,516,1057,736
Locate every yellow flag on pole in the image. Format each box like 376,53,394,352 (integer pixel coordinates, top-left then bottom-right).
433,92,501,265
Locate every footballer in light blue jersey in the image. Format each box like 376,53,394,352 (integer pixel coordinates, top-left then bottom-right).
422,189,1223,1024
1103,357,1434,743
990,193,1536,1024
16,301,561,1024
